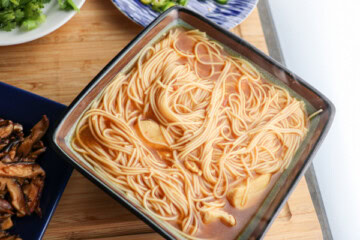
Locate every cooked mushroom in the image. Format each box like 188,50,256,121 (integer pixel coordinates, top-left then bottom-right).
0,157,11,164
0,232,21,240
0,122,13,140
16,116,49,158
0,217,12,231
0,116,48,238
11,124,22,136
23,177,44,214
227,174,271,209
202,209,236,226
0,140,9,153
0,215,11,222
134,120,168,149
1,143,20,164
0,178,28,217
0,200,13,215
0,162,45,179
0,182,6,199
21,147,46,163
0,230,8,238
31,141,44,150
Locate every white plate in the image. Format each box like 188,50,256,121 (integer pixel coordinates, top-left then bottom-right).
0,0,86,46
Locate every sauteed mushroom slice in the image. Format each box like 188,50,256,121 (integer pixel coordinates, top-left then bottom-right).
0,157,11,165
11,124,22,137
0,182,6,200
0,215,11,222
0,230,9,238
0,178,28,217
0,217,12,231
1,142,21,164
0,162,45,179
202,209,236,227
23,177,44,214
31,141,44,151
0,140,9,153
0,201,13,215
3,179,27,217
0,116,48,238
0,122,13,140
16,116,49,158
0,232,21,240
21,147,46,163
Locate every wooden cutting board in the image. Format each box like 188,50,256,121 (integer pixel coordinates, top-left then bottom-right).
0,1,322,239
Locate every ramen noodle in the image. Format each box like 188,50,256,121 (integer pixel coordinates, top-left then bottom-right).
72,28,308,239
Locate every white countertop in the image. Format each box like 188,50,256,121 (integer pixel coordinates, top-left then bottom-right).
267,0,360,239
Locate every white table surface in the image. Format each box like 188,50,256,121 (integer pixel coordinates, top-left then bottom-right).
267,1,360,239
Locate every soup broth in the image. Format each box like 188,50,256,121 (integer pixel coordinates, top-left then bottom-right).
71,28,308,239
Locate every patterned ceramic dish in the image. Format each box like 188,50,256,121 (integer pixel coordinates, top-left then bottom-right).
0,0,86,46
0,82,73,239
111,0,258,29
52,7,334,240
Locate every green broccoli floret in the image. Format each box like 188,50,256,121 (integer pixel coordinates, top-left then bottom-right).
0,0,79,32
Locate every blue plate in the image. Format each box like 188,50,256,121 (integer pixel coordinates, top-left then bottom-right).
0,82,73,240
111,0,258,29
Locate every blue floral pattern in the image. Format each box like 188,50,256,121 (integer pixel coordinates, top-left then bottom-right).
111,0,258,29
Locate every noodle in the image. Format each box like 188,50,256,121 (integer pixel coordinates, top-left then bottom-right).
72,29,308,239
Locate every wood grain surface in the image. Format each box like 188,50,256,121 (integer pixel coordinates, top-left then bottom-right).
0,1,322,239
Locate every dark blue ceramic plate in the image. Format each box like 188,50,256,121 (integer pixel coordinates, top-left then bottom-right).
111,0,258,29
0,82,73,240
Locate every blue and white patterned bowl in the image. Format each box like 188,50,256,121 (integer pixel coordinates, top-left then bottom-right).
111,0,258,29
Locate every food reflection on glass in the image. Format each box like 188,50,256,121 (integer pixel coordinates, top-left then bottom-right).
71,29,309,239
0,116,49,239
